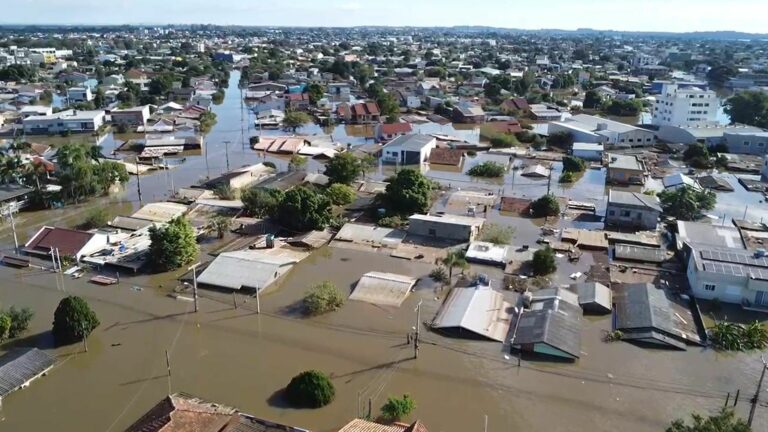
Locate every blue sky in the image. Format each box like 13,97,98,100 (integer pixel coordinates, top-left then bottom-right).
6,0,768,33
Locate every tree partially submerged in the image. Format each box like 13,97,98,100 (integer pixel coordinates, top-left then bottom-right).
480,224,515,245
666,408,750,432
241,187,284,218
52,296,100,345
532,247,557,276
378,169,433,216
303,281,345,316
381,394,416,422
530,194,560,218
285,370,336,408
148,217,198,271
324,152,361,185
658,185,716,221
277,186,332,232
467,161,506,178
325,183,356,206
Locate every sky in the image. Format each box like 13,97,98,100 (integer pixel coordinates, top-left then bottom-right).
5,0,768,33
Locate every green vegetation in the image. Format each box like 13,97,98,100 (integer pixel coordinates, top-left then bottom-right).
80,207,110,230
546,131,574,149
530,194,560,218
467,161,506,178
480,224,515,245
307,83,325,105
378,169,433,216
148,217,199,271
381,394,416,422
583,90,602,109
724,90,768,129
683,143,714,169
489,134,519,148
561,155,586,173
5,306,34,340
603,99,642,116
276,186,333,232
285,370,336,408
325,183,356,206
666,408,750,432
283,111,312,131
429,267,449,284
56,143,129,203
199,111,217,133
377,215,407,228
0,64,36,82
288,154,308,172
214,184,238,200
709,321,768,351
658,186,717,221
559,171,575,183
212,89,225,105
52,296,100,345
208,215,231,239
0,314,10,341
442,250,468,279
532,247,557,276
303,281,345,316
241,187,284,218
324,152,361,185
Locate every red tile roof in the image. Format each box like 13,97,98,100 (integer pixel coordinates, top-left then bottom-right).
379,122,413,135
486,120,523,134
350,102,380,116
24,226,94,256
286,93,309,102
428,148,464,166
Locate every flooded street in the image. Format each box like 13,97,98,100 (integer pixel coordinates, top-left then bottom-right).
0,71,767,431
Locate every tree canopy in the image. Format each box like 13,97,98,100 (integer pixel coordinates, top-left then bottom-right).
52,296,100,345
241,187,284,218
532,247,557,276
530,194,560,218
324,152,361,185
276,186,332,232
283,111,311,131
666,408,750,432
303,281,345,316
285,370,336,408
378,169,433,216
658,186,716,221
724,91,768,129
467,161,506,178
148,217,199,271
381,394,416,422
325,183,356,206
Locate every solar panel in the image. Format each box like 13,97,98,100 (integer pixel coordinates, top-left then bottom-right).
700,250,768,269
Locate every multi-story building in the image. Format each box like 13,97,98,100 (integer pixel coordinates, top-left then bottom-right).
652,83,719,128
67,87,93,103
23,109,105,134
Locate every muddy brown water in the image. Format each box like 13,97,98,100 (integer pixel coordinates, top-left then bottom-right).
0,245,766,431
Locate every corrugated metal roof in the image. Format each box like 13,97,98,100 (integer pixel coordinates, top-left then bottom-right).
197,250,303,291
613,283,691,347
615,244,667,263
432,286,513,342
608,190,662,212
512,299,582,358
571,282,612,313
349,272,417,307
0,348,54,398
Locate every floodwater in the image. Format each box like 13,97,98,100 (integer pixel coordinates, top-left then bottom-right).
1,71,768,431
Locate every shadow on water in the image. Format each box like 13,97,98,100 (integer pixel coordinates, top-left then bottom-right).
4,329,56,351
119,374,168,387
266,388,292,409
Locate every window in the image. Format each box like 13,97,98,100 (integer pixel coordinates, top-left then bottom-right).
621,210,631,217
428,229,436,236
608,210,615,216
704,284,716,291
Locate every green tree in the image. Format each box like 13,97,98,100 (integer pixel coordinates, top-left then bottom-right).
93,87,105,108
324,152,361,185
480,224,515,245
52,296,100,345
442,249,469,280
148,73,175,96
208,215,231,239
559,171,575,183
81,207,110,230
724,91,768,128
325,183,356,206
429,267,449,284
7,306,34,339
666,408,750,432
530,194,560,218
707,64,738,87
0,314,10,342
214,184,237,200
148,217,199,271
241,187,284,218
379,169,432,216
303,281,344,315
562,155,586,173
547,131,574,149
381,394,416,422
288,154,308,172
285,370,336,408
307,83,325,105
532,247,556,276
467,162,506,178
276,186,332,232
583,90,602,109
199,111,217,133
658,186,717,221
283,111,311,131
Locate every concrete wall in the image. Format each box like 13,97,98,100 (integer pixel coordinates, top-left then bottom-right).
724,132,768,156
408,219,481,242
605,204,659,230
687,254,745,304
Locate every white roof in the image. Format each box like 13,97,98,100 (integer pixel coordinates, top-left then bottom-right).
408,213,484,227
131,202,188,223
349,272,417,307
572,142,604,151
465,242,509,264
197,250,302,291
432,286,513,342
662,173,701,190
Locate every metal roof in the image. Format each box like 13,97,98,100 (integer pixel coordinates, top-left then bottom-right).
335,223,406,246
608,189,662,212
0,348,55,398
571,282,612,313
349,272,417,307
382,134,435,151
465,242,509,265
432,286,513,342
613,283,689,345
615,244,667,263
677,221,745,250
512,299,582,359
197,250,303,291
0,183,33,202
408,213,485,228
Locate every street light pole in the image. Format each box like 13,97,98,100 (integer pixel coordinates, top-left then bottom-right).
188,263,201,313
223,140,231,172
414,300,422,359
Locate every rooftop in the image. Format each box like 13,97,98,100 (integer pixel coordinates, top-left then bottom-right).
607,153,644,171
432,285,513,342
383,133,435,151
608,190,662,212
409,213,485,227
0,348,55,399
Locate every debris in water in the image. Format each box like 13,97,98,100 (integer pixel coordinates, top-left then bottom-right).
504,354,510,360
607,373,614,379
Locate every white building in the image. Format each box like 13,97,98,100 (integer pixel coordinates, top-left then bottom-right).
381,134,437,165
652,83,719,128
23,109,105,134
67,87,93,103
571,142,604,161
549,114,656,148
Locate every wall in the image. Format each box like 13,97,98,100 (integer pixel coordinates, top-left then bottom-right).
724,132,768,156
408,219,480,242
605,205,659,230
686,254,745,304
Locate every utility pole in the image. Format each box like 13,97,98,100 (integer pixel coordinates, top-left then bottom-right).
188,263,201,312
256,285,261,314
166,349,172,395
224,140,231,172
50,246,57,271
2,206,19,254
546,164,553,195
744,205,749,221
414,300,422,359
135,158,143,207
748,357,767,427
81,324,88,353
56,248,62,272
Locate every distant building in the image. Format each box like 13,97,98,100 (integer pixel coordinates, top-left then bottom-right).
452,102,485,124
66,86,93,103
19,105,52,118
722,131,768,155
337,102,381,124
571,142,604,161
432,284,513,342
510,288,583,361
110,105,150,127
550,114,656,148
407,213,484,242
285,92,310,110
605,190,662,230
381,134,437,165
606,153,646,185
375,122,413,141
0,348,55,405
652,82,719,128
24,226,108,260
23,109,105,134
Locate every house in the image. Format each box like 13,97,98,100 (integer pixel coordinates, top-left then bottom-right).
686,245,768,312
338,419,429,432
407,213,484,242
327,82,352,101
416,81,442,97
529,104,563,121
102,74,124,86
0,184,34,210
197,249,305,292
110,105,150,127
501,97,529,113
125,393,309,432
23,109,105,134
248,82,288,93
66,86,92,103
252,137,311,154
571,142,604,161
452,102,485,124
0,348,55,406
571,282,612,314
349,272,418,307
285,92,310,110
485,119,523,135
24,226,108,260
376,122,413,142
510,290,582,361
605,190,662,230
428,148,464,166
520,164,551,178
432,284,513,342
201,163,275,190
613,283,697,349
168,87,196,102
465,241,509,267
249,92,286,113
606,153,646,185
337,102,381,124
550,114,656,147
19,105,52,118
662,173,701,191
381,134,437,165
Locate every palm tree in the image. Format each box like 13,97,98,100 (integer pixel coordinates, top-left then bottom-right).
441,250,469,280
209,215,231,239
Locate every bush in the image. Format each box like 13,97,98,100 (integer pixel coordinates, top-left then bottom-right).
489,134,519,148
81,207,109,230
467,162,506,178
381,394,416,422
377,215,407,228
214,184,238,200
429,267,449,284
515,130,537,144
0,314,10,342
530,194,560,218
52,296,100,345
7,306,34,339
285,370,336,408
262,161,277,169
303,281,344,316
241,187,284,218
532,247,557,276
325,183,356,206
709,320,768,351
559,171,575,183
480,224,515,245
562,155,586,173
466,150,477,157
